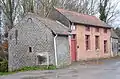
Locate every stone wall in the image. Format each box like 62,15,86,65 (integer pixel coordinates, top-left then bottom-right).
8,15,55,71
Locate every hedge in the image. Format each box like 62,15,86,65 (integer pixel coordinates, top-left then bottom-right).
0,58,8,72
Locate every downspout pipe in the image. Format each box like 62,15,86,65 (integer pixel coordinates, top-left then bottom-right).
54,34,58,67
110,37,113,57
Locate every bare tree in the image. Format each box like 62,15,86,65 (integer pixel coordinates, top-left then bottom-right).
58,0,120,25
0,0,21,30
21,0,34,14
34,0,57,17
57,0,98,15
21,0,98,17
99,0,120,25
1,0,120,28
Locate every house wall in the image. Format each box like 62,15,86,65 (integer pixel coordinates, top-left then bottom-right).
111,38,118,56
76,25,111,60
48,8,112,61
8,17,55,71
56,36,70,67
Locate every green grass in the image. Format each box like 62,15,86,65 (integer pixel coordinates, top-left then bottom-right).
0,65,56,76
0,72,16,75
16,65,56,71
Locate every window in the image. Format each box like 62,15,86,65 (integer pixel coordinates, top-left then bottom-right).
86,26,90,31
15,30,18,38
29,47,32,52
85,35,90,50
37,55,46,64
104,40,107,53
95,27,99,32
95,36,99,49
104,28,107,33
15,30,18,44
71,35,76,39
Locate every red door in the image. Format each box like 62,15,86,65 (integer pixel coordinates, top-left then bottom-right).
71,35,77,61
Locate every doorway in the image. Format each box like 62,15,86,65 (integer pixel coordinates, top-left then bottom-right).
71,34,77,61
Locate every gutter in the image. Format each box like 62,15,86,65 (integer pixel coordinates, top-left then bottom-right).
54,34,58,67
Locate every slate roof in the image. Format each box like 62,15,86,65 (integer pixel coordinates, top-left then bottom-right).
39,18,69,35
111,29,119,39
56,8,111,28
15,13,69,35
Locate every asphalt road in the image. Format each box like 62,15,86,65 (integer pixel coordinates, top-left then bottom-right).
1,58,120,79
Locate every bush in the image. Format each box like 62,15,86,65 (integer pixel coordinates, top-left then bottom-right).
0,59,8,72
0,57,3,62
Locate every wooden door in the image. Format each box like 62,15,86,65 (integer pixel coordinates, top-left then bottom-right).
71,35,77,61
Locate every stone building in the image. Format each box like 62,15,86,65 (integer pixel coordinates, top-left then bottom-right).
8,13,70,71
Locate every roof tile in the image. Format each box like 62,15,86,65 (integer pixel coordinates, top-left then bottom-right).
56,8,110,28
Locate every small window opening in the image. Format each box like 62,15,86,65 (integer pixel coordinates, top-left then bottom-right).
15,30,18,44
29,47,32,52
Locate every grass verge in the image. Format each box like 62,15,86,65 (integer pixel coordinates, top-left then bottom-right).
0,65,56,76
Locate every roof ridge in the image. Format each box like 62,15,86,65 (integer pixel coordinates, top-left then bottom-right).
55,8,96,17
55,8,110,28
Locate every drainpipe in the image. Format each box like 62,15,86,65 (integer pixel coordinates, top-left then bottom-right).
54,34,58,67
117,42,119,56
110,37,113,57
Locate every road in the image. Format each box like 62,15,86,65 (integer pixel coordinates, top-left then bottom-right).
1,58,120,79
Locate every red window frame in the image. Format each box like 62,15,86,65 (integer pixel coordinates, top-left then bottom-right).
104,28,107,33
95,36,99,49
104,40,107,53
85,35,90,50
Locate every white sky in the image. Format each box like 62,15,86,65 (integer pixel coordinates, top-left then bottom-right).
109,0,120,27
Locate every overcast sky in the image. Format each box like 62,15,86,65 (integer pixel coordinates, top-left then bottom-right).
109,0,120,27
